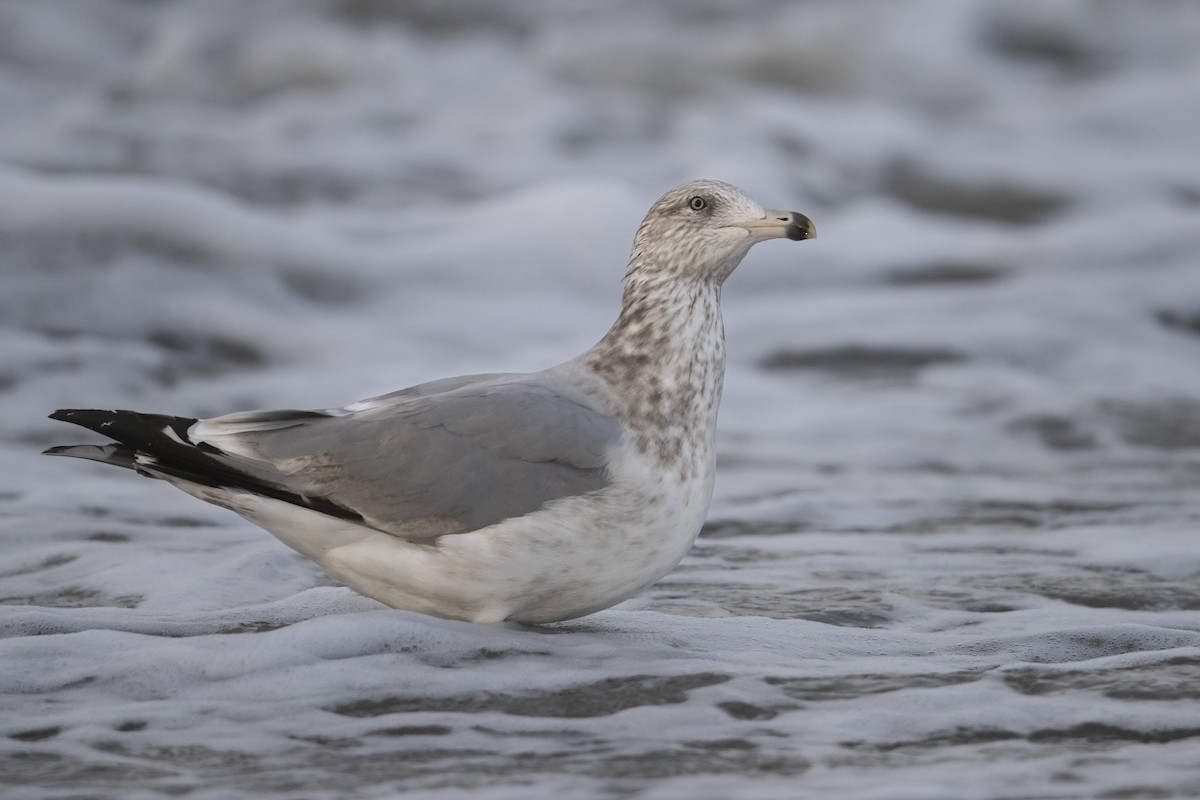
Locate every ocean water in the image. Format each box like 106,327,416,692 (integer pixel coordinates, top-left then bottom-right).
3,1,1200,797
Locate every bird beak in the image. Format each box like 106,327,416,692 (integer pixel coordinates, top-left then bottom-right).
736,210,816,242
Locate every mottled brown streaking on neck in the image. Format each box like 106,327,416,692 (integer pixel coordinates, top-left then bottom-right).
586,268,725,477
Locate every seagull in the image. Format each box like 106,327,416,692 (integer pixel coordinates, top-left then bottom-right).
45,180,815,624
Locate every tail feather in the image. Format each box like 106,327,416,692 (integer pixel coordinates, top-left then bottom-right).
46,408,362,522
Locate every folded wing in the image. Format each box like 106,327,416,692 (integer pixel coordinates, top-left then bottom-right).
49,374,623,540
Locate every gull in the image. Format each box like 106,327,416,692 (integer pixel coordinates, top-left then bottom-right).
45,180,815,623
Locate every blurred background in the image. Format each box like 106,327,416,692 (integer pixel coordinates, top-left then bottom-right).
2,0,1198,419
3,2,1200,797
1,0,1198,438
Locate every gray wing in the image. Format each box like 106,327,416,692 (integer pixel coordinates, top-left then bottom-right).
191,374,623,539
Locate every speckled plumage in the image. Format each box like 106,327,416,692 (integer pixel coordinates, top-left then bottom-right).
46,179,814,623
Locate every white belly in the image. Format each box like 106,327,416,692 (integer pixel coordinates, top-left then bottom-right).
210,441,716,624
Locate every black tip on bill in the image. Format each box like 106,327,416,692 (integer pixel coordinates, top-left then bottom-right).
786,214,816,242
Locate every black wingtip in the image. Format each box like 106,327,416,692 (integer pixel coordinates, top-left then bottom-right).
45,407,364,522
41,443,140,469
49,408,118,428
47,408,199,445
48,408,120,441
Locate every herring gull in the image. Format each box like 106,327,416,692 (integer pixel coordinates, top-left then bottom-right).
45,179,815,623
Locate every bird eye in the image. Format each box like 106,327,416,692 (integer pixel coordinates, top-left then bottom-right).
688,196,708,212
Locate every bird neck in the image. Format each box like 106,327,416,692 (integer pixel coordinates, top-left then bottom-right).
584,269,726,469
